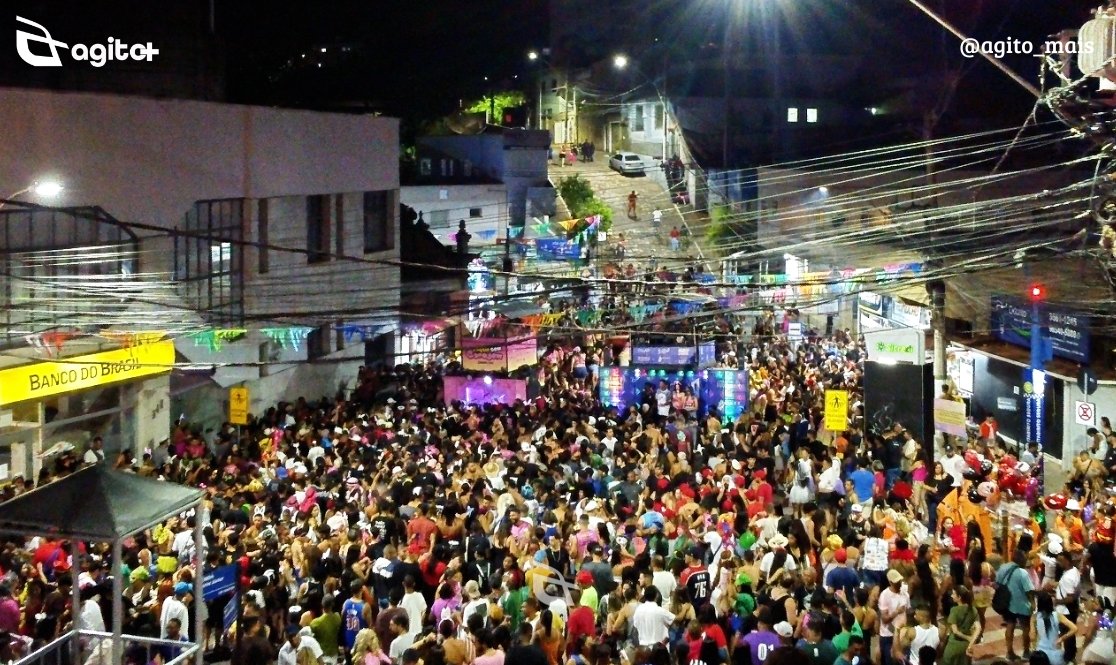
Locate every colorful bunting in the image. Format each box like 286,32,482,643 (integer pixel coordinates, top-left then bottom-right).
260,327,313,351
24,331,77,357
99,330,167,348
190,329,248,353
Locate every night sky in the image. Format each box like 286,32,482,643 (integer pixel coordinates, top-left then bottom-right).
0,1,1104,134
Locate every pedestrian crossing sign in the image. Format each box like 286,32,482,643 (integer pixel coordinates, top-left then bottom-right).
824,389,848,432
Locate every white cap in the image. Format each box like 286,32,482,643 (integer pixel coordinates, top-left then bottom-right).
585,500,599,512
1066,499,1081,511
774,621,793,637
1048,541,1064,555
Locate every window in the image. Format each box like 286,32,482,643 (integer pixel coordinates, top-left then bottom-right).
787,107,799,123
655,104,664,129
175,199,245,325
306,194,331,263
257,199,269,274
334,194,345,257
633,104,645,131
440,159,454,177
469,208,483,218
806,108,818,123
307,324,329,360
463,159,473,177
419,158,432,176
363,190,394,253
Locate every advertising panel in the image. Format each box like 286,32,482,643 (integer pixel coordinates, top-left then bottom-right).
700,369,749,422
629,342,716,367
460,337,506,372
864,327,924,364
990,295,1090,364
536,238,581,261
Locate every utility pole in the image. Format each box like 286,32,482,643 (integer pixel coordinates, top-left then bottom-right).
722,20,732,169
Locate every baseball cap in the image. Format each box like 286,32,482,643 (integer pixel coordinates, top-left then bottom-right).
834,548,847,564
887,569,904,585
774,621,793,638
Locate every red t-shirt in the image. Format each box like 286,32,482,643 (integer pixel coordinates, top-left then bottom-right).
687,624,728,660
567,605,596,647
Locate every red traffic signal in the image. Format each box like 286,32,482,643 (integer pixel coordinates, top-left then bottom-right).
1029,284,1045,300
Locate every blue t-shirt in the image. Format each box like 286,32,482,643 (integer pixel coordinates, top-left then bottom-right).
826,566,861,598
995,564,1035,616
341,598,367,648
849,469,875,502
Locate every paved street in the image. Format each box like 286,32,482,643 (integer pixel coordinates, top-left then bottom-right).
549,156,705,272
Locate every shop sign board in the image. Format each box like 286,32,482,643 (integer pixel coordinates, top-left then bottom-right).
0,340,175,407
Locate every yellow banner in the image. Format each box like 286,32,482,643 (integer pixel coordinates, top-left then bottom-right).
824,389,849,432
229,386,249,425
0,340,176,407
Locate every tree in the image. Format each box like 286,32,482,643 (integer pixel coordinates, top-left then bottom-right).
465,91,526,125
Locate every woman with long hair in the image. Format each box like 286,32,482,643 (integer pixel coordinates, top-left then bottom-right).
940,586,979,665
535,609,564,665
966,539,994,641
1032,592,1077,665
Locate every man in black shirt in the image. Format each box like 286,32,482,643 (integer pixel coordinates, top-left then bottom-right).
506,621,548,665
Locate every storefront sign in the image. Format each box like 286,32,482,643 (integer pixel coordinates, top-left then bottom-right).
864,328,923,364
0,340,175,407
990,295,1090,364
889,300,931,330
857,291,887,317
933,398,966,435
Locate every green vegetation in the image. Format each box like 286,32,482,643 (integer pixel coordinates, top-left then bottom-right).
465,91,526,124
705,203,737,244
557,174,613,233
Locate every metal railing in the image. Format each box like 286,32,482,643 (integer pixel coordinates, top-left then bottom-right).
14,630,200,665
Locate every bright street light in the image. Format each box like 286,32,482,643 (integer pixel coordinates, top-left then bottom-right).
0,179,63,211
613,54,629,70
527,50,539,61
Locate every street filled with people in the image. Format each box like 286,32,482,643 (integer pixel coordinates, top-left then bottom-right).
1,324,1115,665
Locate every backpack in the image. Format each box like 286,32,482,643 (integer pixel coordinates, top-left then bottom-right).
992,564,1018,616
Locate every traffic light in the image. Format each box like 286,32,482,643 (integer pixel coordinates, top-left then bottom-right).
502,106,528,128
1029,284,1045,301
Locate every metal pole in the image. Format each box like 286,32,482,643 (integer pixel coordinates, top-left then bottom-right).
722,20,731,169
71,547,82,665
905,0,1042,99
111,539,124,665
193,513,204,665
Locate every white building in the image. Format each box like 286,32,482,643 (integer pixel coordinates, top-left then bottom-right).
0,88,399,475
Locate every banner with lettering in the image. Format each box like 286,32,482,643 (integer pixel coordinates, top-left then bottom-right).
990,295,1090,364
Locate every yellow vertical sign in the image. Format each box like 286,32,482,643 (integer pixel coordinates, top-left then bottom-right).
229,386,249,425
824,389,849,432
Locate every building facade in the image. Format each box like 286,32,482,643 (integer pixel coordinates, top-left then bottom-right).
0,88,399,473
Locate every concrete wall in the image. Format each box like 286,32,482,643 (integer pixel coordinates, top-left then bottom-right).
401,184,508,246
0,87,398,274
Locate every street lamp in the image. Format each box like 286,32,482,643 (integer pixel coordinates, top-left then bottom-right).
0,180,64,210
527,50,539,61
613,54,629,70
9,180,63,200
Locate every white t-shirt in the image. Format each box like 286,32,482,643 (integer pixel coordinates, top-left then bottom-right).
656,390,671,416
760,551,798,578
401,591,427,637
944,454,965,487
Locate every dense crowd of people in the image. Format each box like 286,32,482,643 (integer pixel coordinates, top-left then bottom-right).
0,324,1114,665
